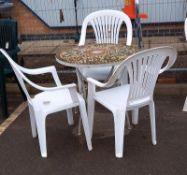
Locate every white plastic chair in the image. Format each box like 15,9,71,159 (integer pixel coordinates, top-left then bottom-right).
87,46,177,158
0,49,92,158
185,18,187,41
78,9,133,84
183,18,187,111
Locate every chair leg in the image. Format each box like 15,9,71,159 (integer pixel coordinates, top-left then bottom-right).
35,112,47,158
78,94,92,151
28,105,37,138
76,69,86,135
126,112,131,130
149,101,157,145
113,110,126,158
66,108,74,125
132,108,139,125
77,117,82,136
87,93,95,138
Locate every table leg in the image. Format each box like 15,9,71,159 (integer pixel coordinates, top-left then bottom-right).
75,69,87,136
76,69,87,99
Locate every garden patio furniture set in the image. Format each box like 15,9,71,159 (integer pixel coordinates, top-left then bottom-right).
0,9,178,158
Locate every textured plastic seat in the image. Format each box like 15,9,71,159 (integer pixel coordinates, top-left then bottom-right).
0,49,92,158
78,9,133,83
87,46,177,158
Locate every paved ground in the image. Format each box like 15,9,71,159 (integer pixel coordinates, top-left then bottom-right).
0,95,186,175
0,91,24,123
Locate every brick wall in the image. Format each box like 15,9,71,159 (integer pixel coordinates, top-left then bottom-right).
11,0,74,37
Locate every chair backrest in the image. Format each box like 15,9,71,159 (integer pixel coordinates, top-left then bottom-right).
0,19,18,51
185,18,187,41
104,46,177,103
79,9,132,46
0,49,35,102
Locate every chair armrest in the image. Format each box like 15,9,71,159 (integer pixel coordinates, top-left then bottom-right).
18,65,76,91
23,72,76,91
19,65,56,75
19,65,62,86
34,83,76,92
87,77,107,88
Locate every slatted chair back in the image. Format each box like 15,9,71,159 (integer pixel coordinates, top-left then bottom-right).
105,46,177,104
79,9,132,46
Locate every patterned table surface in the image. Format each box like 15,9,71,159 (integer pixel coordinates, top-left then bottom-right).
57,44,139,68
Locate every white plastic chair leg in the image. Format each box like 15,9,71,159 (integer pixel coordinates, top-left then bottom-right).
113,110,126,158
183,96,187,111
78,95,93,151
87,95,95,138
132,108,139,125
76,117,82,136
35,113,47,158
126,112,131,130
149,101,157,145
76,71,83,95
66,108,74,125
28,105,37,138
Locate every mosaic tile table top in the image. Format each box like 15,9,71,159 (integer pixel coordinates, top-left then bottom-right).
58,44,139,66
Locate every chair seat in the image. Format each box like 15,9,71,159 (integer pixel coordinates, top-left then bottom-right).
127,96,152,109
95,85,130,111
32,88,78,115
79,66,113,81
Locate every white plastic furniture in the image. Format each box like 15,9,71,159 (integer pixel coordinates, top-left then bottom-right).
78,9,133,84
183,97,187,111
0,49,92,158
87,46,177,158
185,18,187,41
183,18,187,111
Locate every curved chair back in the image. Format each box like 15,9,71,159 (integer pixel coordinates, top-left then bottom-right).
106,46,177,103
79,9,132,46
0,49,37,102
